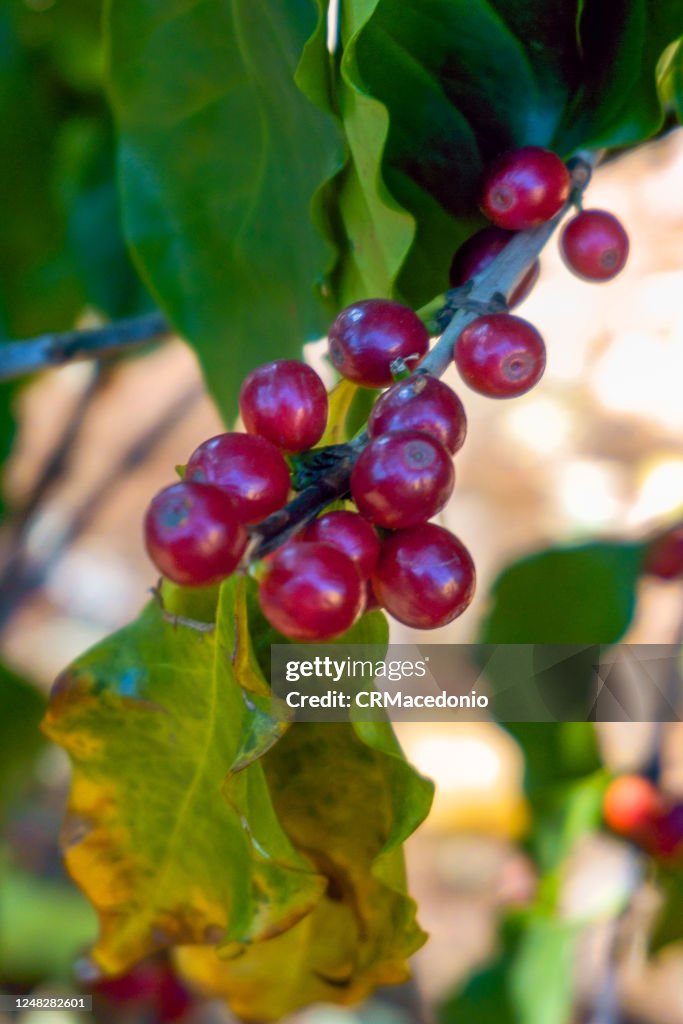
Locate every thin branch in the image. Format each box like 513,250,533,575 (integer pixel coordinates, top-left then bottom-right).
0,312,171,382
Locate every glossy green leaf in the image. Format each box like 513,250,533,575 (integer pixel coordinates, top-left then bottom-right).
42,587,325,976
297,0,415,309
558,3,683,150
480,541,646,644
105,0,343,422
0,7,82,339
344,0,682,308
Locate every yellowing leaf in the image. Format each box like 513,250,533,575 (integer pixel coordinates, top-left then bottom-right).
42,592,324,976
176,721,433,1020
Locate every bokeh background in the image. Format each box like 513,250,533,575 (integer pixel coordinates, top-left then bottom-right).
1,8,683,1021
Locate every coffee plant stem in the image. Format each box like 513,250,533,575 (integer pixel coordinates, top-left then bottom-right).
0,312,170,382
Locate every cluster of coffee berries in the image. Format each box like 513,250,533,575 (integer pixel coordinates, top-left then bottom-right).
143,145,630,641
143,300,475,639
603,775,683,864
448,145,629,398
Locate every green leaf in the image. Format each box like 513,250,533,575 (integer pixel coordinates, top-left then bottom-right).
341,0,682,308
0,662,46,810
509,915,580,1024
0,7,83,338
480,541,646,644
440,939,516,1024
557,3,683,150
658,38,683,118
43,573,429,1018
42,591,324,976
505,723,600,800
105,0,342,423
530,769,609,877
296,0,416,309
651,867,683,952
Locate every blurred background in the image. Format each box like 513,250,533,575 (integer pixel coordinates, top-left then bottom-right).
1,1,683,1021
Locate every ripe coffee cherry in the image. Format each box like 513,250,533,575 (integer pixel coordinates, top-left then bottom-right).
328,299,429,387
480,147,570,230
603,775,662,840
186,433,290,524
372,524,475,628
368,373,467,454
95,960,192,1023
651,804,683,861
144,481,247,586
239,360,328,454
303,510,380,579
643,525,683,580
454,313,546,398
258,541,363,641
560,209,629,281
449,227,540,308
351,431,454,529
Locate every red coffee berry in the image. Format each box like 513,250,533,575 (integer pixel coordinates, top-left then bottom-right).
157,967,193,1022
144,481,247,586
454,313,546,398
650,803,683,861
239,360,328,454
449,226,540,308
258,542,363,641
368,374,467,454
94,962,161,1005
372,524,475,629
560,209,629,282
351,431,454,530
95,961,192,1023
603,775,663,840
480,147,570,230
643,525,683,581
328,299,429,387
185,433,290,525
303,510,380,579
